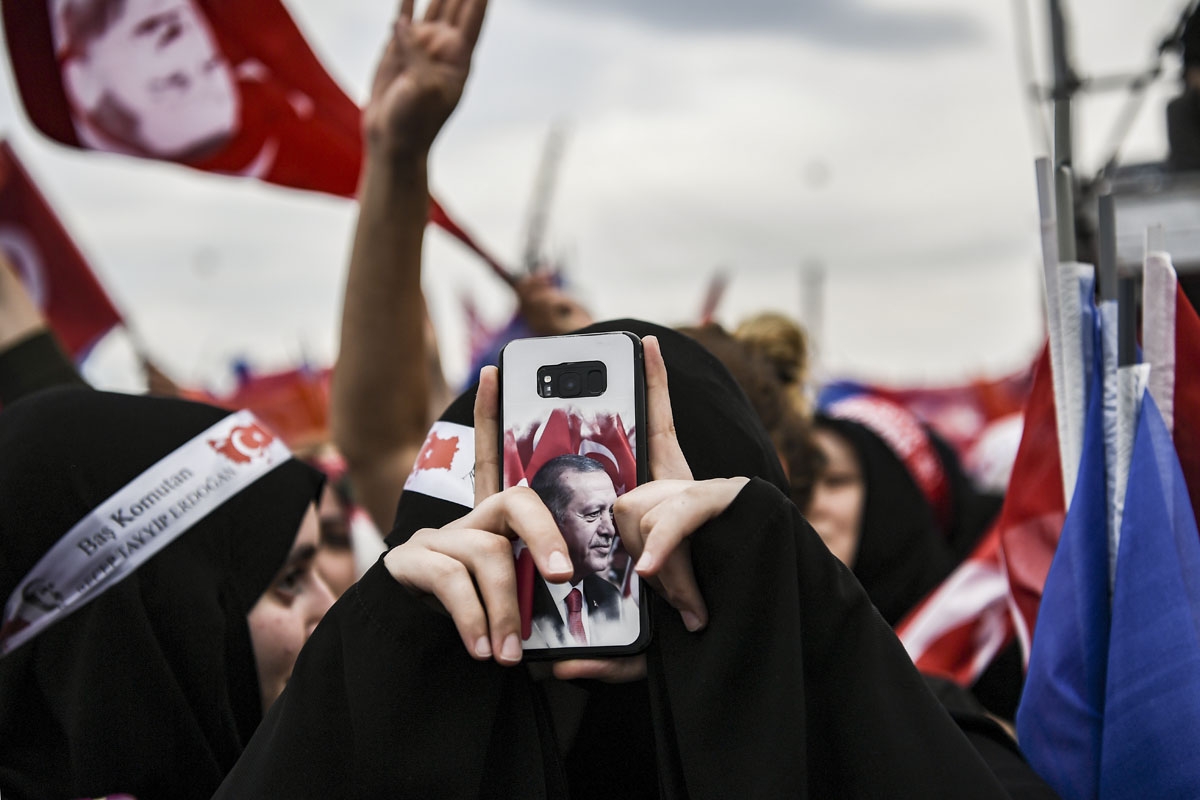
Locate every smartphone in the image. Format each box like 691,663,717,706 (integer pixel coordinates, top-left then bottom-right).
498,331,651,660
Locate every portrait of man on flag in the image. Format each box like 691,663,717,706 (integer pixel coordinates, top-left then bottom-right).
5,0,363,197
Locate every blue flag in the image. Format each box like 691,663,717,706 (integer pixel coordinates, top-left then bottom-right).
1100,391,1200,798
1016,364,1110,800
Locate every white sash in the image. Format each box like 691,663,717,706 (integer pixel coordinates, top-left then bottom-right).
1,410,292,657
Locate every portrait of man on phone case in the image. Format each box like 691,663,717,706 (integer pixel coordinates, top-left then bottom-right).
527,454,640,648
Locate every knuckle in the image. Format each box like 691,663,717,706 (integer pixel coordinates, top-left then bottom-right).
429,556,467,584
477,533,512,559
506,486,540,505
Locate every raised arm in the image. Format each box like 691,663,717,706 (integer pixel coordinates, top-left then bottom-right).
332,0,488,532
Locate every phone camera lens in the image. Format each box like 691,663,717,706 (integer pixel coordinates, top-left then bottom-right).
560,372,581,397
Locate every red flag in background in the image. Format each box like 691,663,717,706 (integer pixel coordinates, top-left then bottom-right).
148,361,332,452
896,346,1065,680
897,524,1012,686
995,347,1066,661
1173,286,1200,521
0,141,122,359
2,0,511,274
217,364,331,452
4,0,360,195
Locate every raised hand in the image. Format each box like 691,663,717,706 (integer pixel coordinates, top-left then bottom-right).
363,0,489,156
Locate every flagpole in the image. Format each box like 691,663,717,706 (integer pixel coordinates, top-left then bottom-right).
1048,0,1078,262
1097,193,1117,302
1048,0,1074,172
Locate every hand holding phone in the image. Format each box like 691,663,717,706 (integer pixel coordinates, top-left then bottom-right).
499,331,651,660
384,334,747,677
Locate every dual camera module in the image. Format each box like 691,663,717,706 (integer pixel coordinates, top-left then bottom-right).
538,360,607,398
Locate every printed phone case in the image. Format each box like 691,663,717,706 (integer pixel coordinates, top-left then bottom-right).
498,332,651,659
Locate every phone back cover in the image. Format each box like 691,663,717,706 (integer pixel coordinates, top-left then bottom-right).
499,332,650,658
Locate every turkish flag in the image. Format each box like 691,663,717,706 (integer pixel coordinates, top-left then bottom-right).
584,413,638,494
2,1,511,276
0,141,122,359
520,408,582,485
1172,285,1200,522
996,346,1066,660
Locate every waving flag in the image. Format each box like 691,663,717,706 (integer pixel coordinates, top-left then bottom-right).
4,0,360,195
2,0,510,273
896,521,1012,686
0,141,121,359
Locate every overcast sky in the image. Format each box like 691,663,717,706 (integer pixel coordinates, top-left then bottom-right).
0,0,1189,394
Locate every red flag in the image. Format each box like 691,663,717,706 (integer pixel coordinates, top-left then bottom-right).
522,408,582,483
1173,286,1200,521
996,347,1066,660
2,1,511,275
895,346,1066,679
584,413,638,494
206,364,331,451
0,141,122,359
152,361,332,451
897,523,1013,685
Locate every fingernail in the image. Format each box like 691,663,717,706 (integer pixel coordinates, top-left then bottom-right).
501,633,523,662
474,636,492,658
548,551,571,573
635,552,656,573
681,611,704,632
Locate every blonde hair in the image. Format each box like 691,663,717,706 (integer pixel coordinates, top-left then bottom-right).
734,312,811,417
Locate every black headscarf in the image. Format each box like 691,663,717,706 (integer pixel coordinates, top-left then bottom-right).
0,387,323,800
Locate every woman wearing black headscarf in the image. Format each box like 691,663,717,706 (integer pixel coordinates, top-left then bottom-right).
216,321,1058,798
807,409,961,628
0,386,329,799
807,403,1026,722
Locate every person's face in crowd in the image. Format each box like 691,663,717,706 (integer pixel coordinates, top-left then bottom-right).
247,504,336,713
61,0,238,159
556,469,619,584
805,428,865,568
313,481,357,598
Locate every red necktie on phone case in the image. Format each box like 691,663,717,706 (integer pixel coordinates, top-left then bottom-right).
565,588,587,644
